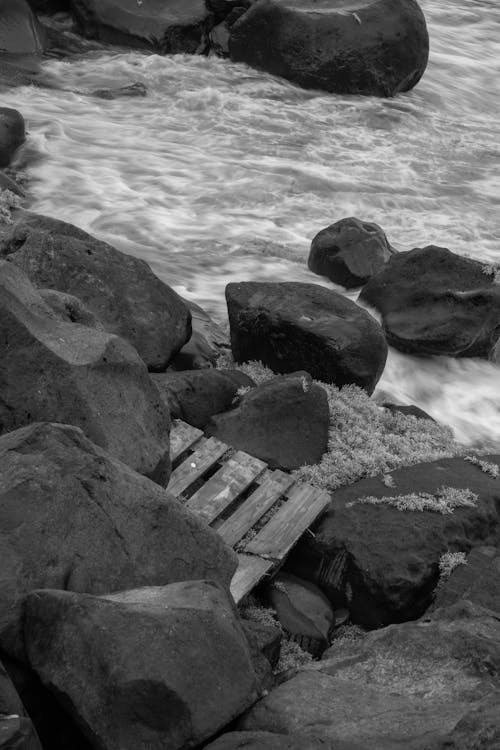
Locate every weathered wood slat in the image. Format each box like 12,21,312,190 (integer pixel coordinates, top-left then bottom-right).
186,451,266,524
170,420,203,462
244,484,330,561
230,553,274,604
217,469,295,547
167,437,227,497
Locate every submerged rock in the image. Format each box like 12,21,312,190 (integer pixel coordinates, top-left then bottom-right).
360,245,500,358
290,455,500,627
226,281,387,394
71,0,213,53
0,422,236,660
229,0,429,96
0,108,25,168
24,582,258,750
206,371,330,470
0,213,191,370
240,601,500,747
0,261,171,480
308,217,395,289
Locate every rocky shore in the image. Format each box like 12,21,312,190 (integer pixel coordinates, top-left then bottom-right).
1,4,500,750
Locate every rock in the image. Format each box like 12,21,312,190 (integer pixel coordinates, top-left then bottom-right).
0,261,171,480
433,546,500,616
152,369,255,429
0,56,41,91
206,371,330,470
0,660,42,750
429,694,500,750
71,0,213,54
381,402,435,421
0,0,46,55
359,245,500,358
0,170,25,197
0,421,236,660
24,582,258,750
308,217,395,289
226,281,387,394
288,455,500,628
240,601,500,747
0,213,191,370
169,297,229,370
267,573,335,656
242,620,282,671
26,0,70,12
0,108,25,168
229,0,429,97
39,288,103,328
90,82,147,99
205,730,361,750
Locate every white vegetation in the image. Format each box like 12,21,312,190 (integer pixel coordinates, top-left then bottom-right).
438,551,468,580
464,454,499,478
346,486,478,514
0,189,21,224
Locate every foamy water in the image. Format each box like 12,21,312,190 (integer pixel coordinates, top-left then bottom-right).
2,0,500,446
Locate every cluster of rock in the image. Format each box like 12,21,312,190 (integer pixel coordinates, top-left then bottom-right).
3,0,430,96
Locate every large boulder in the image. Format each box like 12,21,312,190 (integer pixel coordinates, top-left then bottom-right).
289,455,500,628
229,0,429,96
0,261,171,480
169,297,229,371
0,1,45,55
26,0,70,12
206,371,330,469
24,582,258,750
359,245,500,358
0,660,42,750
38,288,103,329
0,421,236,660
0,109,25,168
205,731,362,750
226,281,387,394
308,217,395,289
433,546,500,616
0,213,191,371
151,368,255,429
70,0,213,53
240,601,500,747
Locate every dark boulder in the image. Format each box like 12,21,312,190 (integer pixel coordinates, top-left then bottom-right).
169,297,229,371
0,170,25,197
0,660,42,750
24,583,258,750
0,0,46,55
71,0,213,54
27,0,72,13
308,217,395,289
206,371,330,470
289,455,500,627
240,601,500,747
433,546,500,616
0,213,191,370
382,402,435,422
38,287,103,328
226,281,387,394
229,0,429,96
90,82,147,99
205,731,360,750
0,421,236,660
0,109,25,168
359,245,500,358
0,261,171,480
151,368,255,429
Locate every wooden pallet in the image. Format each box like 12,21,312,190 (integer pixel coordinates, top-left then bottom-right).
168,419,330,603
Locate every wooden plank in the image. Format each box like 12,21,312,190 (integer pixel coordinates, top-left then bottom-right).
186,451,266,524
244,484,330,561
230,553,274,604
170,420,203,462
167,437,227,497
217,469,295,547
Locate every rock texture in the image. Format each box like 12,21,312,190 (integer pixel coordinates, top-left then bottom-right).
308,217,394,288
359,245,500,358
0,108,25,168
205,731,362,750
0,422,236,659
206,371,330,469
229,0,429,96
169,298,229,371
24,583,258,750
71,0,213,53
226,281,387,394
0,261,171,479
433,546,500,616
0,0,46,55
0,660,42,750
290,455,500,627
38,288,103,328
152,368,254,429
240,601,500,747
0,213,191,370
